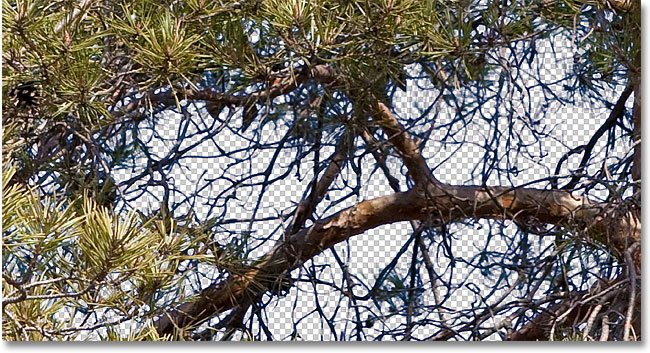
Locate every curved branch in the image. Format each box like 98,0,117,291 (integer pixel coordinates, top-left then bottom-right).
154,181,639,336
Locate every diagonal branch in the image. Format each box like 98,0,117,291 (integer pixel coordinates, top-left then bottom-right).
558,86,633,190
195,65,339,122
507,273,639,341
288,134,349,235
370,101,440,187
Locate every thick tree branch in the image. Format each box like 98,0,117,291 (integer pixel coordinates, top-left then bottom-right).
154,181,639,336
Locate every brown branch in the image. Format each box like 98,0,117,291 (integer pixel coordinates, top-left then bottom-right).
287,64,437,187
623,242,639,341
370,101,440,187
507,274,638,341
154,189,425,336
507,293,590,341
154,181,638,337
195,65,339,123
108,65,338,125
199,125,350,332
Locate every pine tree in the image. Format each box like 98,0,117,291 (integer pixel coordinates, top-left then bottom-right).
2,0,640,341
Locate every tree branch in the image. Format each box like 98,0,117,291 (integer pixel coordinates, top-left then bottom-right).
152,64,640,338
370,101,440,187
558,85,633,190
154,181,638,336
288,133,349,235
